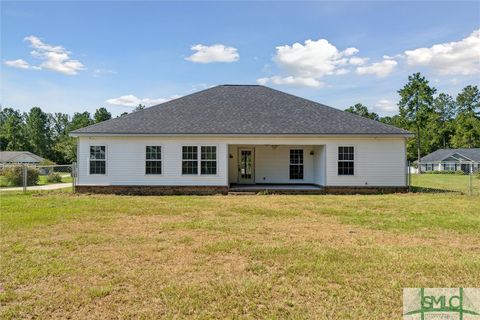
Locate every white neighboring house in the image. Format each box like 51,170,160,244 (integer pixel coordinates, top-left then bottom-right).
418,148,480,173
0,151,45,165
70,85,412,194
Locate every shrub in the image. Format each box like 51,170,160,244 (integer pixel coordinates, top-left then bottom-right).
46,173,62,183
3,166,39,186
423,170,465,175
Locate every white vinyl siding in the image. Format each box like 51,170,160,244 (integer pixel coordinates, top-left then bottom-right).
77,136,407,187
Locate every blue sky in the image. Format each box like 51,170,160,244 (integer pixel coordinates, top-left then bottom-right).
1,1,479,117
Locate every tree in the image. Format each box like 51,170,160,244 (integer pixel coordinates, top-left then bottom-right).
94,107,112,123
456,85,480,114
398,73,437,169
52,113,70,138
134,104,146,112
69,112,93,131
452,85,480,148
345,103,379,121
432,93,456,149
0,108,28,151
25,107,52,158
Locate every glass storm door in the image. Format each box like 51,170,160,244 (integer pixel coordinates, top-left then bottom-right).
238,148,254,184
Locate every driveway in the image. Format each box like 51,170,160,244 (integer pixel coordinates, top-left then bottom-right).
0,183,71,192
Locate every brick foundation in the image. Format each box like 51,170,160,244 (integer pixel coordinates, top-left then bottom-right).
75,185,229,195
324,186,408,194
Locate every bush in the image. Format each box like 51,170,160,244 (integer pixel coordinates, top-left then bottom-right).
423,170,465,175
46,173,62,183
2,166,39,186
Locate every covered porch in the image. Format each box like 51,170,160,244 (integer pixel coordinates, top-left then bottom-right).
227,144,326,193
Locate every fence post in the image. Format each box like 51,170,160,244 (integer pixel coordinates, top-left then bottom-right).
22,164,27,193
469,162,473,196
72,162,76,193
408,161,411,192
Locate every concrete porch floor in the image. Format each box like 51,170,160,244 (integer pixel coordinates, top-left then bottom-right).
229,184,324,194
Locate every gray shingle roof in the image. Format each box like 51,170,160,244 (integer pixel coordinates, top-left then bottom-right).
420,148,480,162
72,85,411,136
0,151,45,163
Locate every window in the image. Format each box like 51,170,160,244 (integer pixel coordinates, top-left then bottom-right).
338,146,354,175
182,146,217,175
201,146,217,175
182,146,198,174
146,146,162,174
443,163,455,171
289,149,304,179
90,146,106,174
423,163,434,171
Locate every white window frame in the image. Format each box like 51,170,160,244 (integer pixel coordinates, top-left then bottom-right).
181,145,218,176
289,148,304,180
337,145,355,176
145,145,163,175
88,145,107,175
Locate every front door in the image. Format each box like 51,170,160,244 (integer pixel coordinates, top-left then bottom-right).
238,148,254,184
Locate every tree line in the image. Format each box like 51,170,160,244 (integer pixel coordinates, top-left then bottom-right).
1,72,479,164
345,73,479,163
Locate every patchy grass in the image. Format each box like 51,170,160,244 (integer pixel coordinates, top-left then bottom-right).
1,190,479,319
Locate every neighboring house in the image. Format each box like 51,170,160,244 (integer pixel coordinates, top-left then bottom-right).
0,151,45,165
70,85,412,194
419,148,480,173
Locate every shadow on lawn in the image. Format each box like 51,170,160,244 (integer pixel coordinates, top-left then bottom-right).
410,186,459,194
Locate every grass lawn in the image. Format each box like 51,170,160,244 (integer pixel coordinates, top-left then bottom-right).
411,173,480,194
0,175,72,188
1,187,479,319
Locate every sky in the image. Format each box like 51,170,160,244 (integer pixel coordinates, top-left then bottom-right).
1,1,479,117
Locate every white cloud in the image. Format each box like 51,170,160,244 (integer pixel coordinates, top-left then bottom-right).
349,57,368,66
273,39,361,79
374,99,397,113
404,29,480,75
356,59,397,77
4,36,85,75
257,38,371,87
185,44,239,63
257,76,324,88
4,59,35,69
106,94,181,107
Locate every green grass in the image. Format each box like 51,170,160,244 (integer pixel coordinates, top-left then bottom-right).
1,189,479,319
0,174,72,187
411,173,480,194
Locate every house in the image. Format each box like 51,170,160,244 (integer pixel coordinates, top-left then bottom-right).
419,148,480,173
0,151,45,165
70,85,412,194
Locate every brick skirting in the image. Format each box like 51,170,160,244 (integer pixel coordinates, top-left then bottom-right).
75,185,229,195
76,185,407,195
324,186,408,194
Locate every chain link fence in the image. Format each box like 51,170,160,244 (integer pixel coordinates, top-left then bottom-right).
408,161,479,195
0,163,76,193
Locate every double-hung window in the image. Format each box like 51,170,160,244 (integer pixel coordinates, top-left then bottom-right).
146,146,162,174
289,149,304,180
182,146,217,175
338,146,354,175
201,146,217,175
90,146,106,174
182,146,198,175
